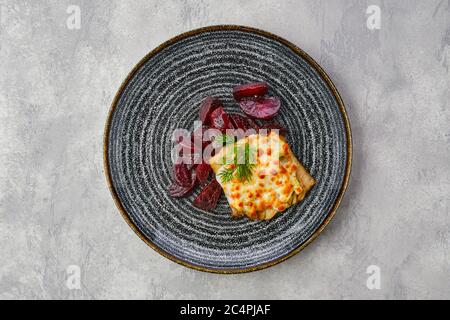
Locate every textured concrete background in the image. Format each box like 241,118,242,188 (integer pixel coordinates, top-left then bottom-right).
0,0,449,300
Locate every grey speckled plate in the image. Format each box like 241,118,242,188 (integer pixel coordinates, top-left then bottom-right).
104,26,352,273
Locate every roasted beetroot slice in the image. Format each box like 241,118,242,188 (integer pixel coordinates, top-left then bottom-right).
193,179,222,211
259,123,288,136
239,96,281,120
233,82,269,101
186,152,202,167
178,135,194,153
230,114,252,131
168,183,193,198
209,107,233,133
199,97,222,125
173,163,193,187
192,125,210,149
168,170,197,198
195,161,211,184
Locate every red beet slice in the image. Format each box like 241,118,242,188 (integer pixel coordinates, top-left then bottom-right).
178,136,194,153
233,82,269,101
168,170,197,198
199,97,222,125
186,152,202,167
192,125,210,149
193,179,222,211
209,107,233,133
168,183,193,198
173,163,193,187
176,133,200,166
195,161,211,184
239,96,281,120
230,114,252,131
259,123,288,136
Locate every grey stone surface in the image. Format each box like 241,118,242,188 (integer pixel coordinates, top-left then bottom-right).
0,0,449,300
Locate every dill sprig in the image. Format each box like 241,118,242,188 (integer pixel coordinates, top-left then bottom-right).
218,166,235,183
217,141,255,184
236,162,255,182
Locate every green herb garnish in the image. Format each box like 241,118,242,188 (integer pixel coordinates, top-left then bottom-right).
218,166,235,183
217,142,256,184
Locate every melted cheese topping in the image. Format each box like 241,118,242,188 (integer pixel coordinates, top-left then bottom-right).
210,132,314,220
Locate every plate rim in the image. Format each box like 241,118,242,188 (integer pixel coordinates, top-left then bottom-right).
103,25,353,274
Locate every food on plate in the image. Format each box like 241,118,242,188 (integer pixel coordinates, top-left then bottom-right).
192,124,210,149
193,179,222,210
229,114,258,132
199,97,222,124
239,96,280,120
210,107,233,132
167,80,315,220
168,169,197,198
173,163,193,187
209,131,315,220
233,82,269,101
195,161,212,185
233,81,280,120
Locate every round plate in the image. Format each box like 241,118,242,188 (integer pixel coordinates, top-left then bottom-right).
104,25,352,273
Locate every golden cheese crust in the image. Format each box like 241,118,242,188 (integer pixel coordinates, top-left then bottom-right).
209,132,315,220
